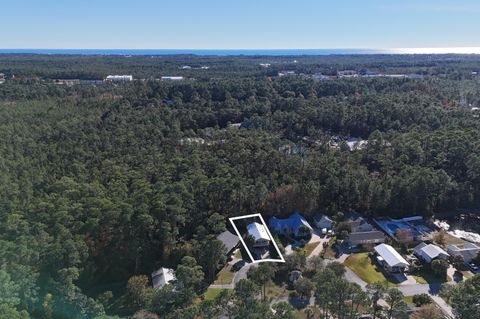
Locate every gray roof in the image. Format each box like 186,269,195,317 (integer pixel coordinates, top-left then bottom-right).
348,231,385,242
414,243,449,260
217,230,239,254
314,214,333,224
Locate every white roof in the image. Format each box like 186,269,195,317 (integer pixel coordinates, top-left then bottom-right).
247,222,270,241
414,243,449,259
374,244,409,268
151,267,176,289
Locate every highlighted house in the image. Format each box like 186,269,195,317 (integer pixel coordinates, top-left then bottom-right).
247,222,271,247
374,244,409,274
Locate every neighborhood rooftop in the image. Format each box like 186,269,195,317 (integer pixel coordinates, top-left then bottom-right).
348,230,385,243
414,243,449,262
269,213,313,232
374,244,409,268
216,230,239,254
151,267,176,289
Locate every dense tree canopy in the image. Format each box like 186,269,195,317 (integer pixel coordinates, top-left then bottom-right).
1,54,480,318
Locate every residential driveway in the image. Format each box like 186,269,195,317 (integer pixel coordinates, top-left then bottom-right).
432,296,454,318
343,267,368,289
234,262,255,285
270,296,315,309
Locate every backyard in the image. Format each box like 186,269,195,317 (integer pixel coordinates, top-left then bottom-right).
344,252,397,286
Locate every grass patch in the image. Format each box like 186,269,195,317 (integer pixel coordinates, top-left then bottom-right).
304,242,320,256
265,282,290,300
411,269,450,284
462,271,474,279
322,238,337,259
411,275,428,284
213,264,235,285
344,253,397,287
404,295,414,304
440,232,469,246
204,288,231,301
295,242,320,257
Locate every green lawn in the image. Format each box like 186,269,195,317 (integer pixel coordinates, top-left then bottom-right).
322,238,337,259
411,274,428,284
344,253,397,287
213,264,236,284
204,288,231,301
404,295,414,304
304,242,320,256
295,241,320,257
411,269,450,284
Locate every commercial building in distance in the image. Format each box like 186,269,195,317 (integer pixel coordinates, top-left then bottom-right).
105,75,133,82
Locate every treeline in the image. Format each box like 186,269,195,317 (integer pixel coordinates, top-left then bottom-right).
2,53,480,79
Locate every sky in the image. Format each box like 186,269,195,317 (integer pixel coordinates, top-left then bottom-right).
2,0,480,49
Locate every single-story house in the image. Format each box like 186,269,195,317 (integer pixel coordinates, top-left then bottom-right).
247,222,271,247
151,267,176,289
447,243,480,263
216,230,240,258
344,212,374,232
413,243,449,263
374,244,409,273
269,213,313,239
314,214,333,229
346,230,386,247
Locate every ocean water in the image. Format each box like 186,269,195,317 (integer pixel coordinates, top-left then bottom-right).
1,47,480,56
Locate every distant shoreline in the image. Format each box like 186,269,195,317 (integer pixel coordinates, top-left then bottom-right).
1,48,480,56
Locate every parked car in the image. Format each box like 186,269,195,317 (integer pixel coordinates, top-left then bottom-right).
468,262,479,272
232,260,246,271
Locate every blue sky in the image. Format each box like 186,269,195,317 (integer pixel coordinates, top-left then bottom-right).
2,0,480,49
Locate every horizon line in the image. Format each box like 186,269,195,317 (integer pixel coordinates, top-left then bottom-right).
1,47,480,56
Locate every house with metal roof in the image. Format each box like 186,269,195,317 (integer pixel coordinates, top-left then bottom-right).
216,230,240,257
313,214,333,229
413,243,449,263
374,244,409,273
269,213,313,240
344,212,374,232
347,230,386,247
247,222,270,247
447,243,480,263
151,267,176,289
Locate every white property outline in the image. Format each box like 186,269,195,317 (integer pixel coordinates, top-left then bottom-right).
229,213,285,263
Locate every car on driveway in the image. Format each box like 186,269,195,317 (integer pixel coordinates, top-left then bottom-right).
232,260,246,271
